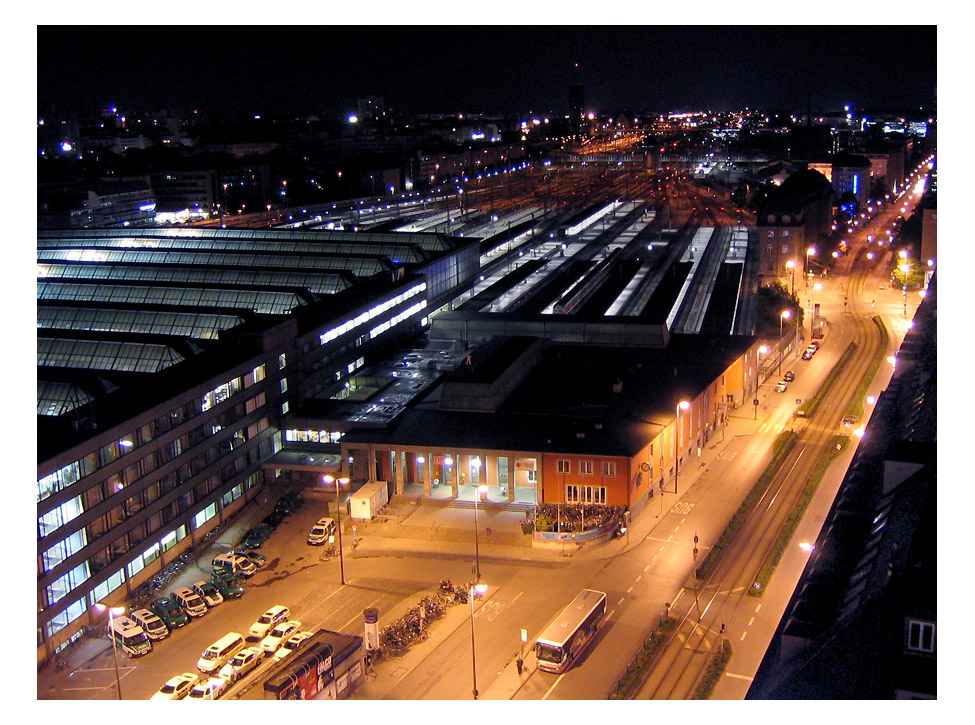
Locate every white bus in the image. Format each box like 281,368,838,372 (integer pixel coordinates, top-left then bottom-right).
535,589,607,673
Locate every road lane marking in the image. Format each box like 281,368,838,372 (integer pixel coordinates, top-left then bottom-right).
643,564,651,572
618,598,625,605
748,617,755,626
740,632,748,641
635,575,641,582
754,604,761,612
725,673,754,681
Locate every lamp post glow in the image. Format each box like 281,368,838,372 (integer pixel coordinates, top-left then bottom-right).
94,602,126,700
323,475,350,585
674,400,689,495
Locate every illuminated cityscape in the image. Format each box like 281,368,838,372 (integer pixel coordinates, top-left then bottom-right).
36,24,937,704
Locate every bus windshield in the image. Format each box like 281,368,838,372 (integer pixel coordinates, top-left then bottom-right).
536,642,564,664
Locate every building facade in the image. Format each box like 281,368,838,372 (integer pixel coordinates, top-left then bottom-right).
36,226,476,663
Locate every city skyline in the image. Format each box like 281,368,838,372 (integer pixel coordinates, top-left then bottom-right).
37,24,937,118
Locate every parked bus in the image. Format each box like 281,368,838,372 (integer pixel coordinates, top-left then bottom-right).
535,589,607,673
109,615,153,658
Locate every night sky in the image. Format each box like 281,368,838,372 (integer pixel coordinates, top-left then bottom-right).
36,24,937,118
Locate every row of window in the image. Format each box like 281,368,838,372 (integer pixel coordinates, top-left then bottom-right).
319,282,426,346
40,413,267,585
285,429,344,444
38,366,264,503
557,459,618,477
565,484,607,504
42,472,260,643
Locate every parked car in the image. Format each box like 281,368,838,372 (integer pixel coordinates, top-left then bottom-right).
172,587,209,618
260,620,302,656
150,596,189,629
272,630,314,662
809,340,820,350
212,553,257,578
192,580,224,608
186,676,229,700
234,549,268,570
218,647,263,683
841,416,857,428
775,380,789,393
783,370,795,382
130,608,170,641
802,347,815,360
262,511,285,529
150,673,199,700
248,605,291,640
307,517,336,546
274,491,304,516
242,523,273,549
209,572,245,599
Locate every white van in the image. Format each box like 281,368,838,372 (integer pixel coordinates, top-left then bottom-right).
172,587,209,618
109,615,153,658
130,608,169,641
197,631,247,674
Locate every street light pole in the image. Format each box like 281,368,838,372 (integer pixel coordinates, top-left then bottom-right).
674,400,689,495
809,282,822,341
324,475,350,585
778,310,792,376
473,479,488,581
469,582,488,699
94,602,125,700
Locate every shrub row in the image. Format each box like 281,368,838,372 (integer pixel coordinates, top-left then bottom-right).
607,616,678,699
796,341,857,419
843,315,890,422
749,435,850,596
692,639,733,699
695,430,798,581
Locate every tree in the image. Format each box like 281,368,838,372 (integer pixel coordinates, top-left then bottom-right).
752,282,802,337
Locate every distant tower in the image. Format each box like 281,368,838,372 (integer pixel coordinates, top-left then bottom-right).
569,62,584,135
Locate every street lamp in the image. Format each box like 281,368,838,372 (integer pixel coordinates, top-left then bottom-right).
473,480,488,581
323,475,350,585
94,602,126,700
809,282,822,341
899,250,911,317
469,581,489,699
674,400,689,495
778,309,792,376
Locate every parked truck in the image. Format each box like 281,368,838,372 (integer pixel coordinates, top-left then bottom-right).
349,480,389,521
